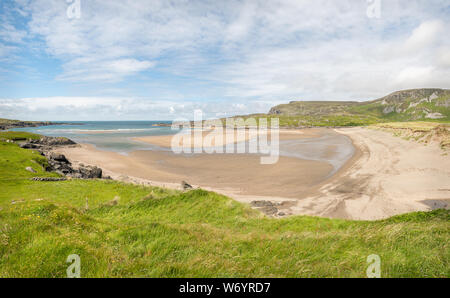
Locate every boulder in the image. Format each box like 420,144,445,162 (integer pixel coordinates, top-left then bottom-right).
103,196,120,206
77,165,102,179
181,180,193,190
20,143,41,149
48,153,70,163
250,200,279,216
25,166,36,173
31,136,76,146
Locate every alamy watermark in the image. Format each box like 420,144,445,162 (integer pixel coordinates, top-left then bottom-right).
170,110,279,164
366,254,381,278
66,0,81,19
366,0,381,19
66,254,81,278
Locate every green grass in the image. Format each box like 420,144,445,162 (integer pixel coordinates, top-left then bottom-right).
370,122,450,132
0,139,448,277
369,122,450,149
260,89,450,127
0,131,42,142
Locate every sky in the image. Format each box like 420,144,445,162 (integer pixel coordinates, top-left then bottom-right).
0,0,449,121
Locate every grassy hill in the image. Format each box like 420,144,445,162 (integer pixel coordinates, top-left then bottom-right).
259,88,450,127
0,131,448,277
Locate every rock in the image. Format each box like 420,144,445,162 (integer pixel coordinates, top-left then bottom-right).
142,193,154,201
425,112,444,119
181,180,193,190
20,143,41,149
20,136,76,152
278,212,286,216
30,177,67,181
25,166,36,173
48,153,70,163
11,199,25,204
103,196,120,206
383,106,395,114
31,136,76,146
18,137,105,180
68,172,83,179
77,165,102,179
250,200,279,216
250,200,274,207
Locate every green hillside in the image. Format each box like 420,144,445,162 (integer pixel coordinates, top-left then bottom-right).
263,88,450,127
0,132,448,277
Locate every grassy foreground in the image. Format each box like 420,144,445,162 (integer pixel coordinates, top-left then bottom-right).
0,133,449,277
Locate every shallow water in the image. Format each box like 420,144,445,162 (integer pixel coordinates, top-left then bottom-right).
12,121,177,153
12,122,354,174
279,131,354,176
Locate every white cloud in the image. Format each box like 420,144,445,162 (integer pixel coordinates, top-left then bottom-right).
0,96,279,121
0,0,449,120
404,20,443,51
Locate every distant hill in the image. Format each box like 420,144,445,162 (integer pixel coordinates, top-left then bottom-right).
263,88,450,127
0,118,57,130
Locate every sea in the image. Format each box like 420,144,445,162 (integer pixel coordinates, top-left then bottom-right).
11,121,177,153
11,121,355,175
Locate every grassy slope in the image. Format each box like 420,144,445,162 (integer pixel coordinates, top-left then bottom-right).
369,122,450,150
0,133,449,277
258,89,450,127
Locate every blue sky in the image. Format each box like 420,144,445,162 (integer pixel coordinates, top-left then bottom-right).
0,0,449,120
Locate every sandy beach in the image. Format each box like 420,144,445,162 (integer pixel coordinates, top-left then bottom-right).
133,128,318,149
54,127,450,220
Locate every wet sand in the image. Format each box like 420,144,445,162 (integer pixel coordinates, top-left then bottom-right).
54,127,450,220
56,129,341,198
133,128,319,149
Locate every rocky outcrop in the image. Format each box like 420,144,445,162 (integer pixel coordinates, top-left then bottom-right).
20,136,76,152
45,152,102,179
76,164,102,179
18,135,105,180
251,200,279,215
32,136,76,146
250,200,292,217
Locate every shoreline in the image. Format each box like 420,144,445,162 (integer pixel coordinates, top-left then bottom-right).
52,127,450,220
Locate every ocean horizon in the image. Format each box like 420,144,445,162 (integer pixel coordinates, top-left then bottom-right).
11,121,177,153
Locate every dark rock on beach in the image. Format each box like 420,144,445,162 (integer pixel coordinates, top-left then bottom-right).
250,200,279,216
19,135,106,180
77,165,102,179
181,180,193,190
20,136,77,154
45,152,102,179
31,136,76,146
